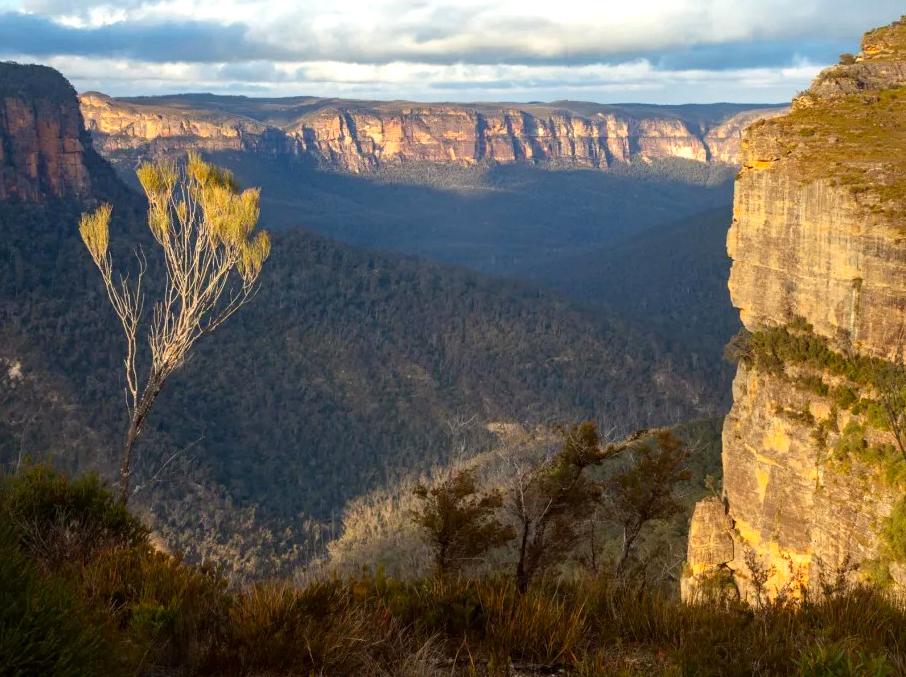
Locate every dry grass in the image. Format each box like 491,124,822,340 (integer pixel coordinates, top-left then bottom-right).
6,467,906,676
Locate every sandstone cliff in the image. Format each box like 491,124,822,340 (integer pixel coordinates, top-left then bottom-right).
0,64,93,201
79,93,784,172
684,17,906,602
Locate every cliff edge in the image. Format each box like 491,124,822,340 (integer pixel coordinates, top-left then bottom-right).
0,63,93,201
684,17,906,602
78,94,785,172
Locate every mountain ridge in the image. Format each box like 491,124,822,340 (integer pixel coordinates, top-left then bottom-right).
79,92,787,172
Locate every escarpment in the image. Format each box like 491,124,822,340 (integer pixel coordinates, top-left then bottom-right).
684,16,906,602
79,93,784,172
0,64,93,201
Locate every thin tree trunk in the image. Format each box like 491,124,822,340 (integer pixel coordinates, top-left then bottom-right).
119,417,140,504
515,519,531,594
119,374,164,505
615,525,638,576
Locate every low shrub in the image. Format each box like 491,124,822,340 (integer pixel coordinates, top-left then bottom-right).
0,465,147,570
6,466,906,675
0,525,111,677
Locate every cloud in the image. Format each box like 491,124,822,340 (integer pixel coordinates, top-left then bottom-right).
0,12,291,62
0,0,900,102
3,1,901,65
16,51,823,105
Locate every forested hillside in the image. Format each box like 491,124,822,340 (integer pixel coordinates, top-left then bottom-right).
527,206,740,392
0,172,719,577
0,61,731,577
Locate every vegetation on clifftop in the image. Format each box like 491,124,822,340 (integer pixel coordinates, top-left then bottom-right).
862,17,906,61
6,465,906,676
749,85,906,218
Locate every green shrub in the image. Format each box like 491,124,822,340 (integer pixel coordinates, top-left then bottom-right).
836,421,868,460
832,385,858,410
797,374,830,396
881,498,906,562
0,465,147,569
80,546,228,670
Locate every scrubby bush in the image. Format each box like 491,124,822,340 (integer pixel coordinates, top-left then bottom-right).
7,466,906,675
0,465,147,570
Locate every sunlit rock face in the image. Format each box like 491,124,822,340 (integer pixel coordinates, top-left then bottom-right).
78,93,784,172
0,64,92,201
684,17,906,602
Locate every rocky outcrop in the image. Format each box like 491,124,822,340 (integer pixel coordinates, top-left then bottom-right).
79,93,291,159
682,497,736,600
0,64,92,201
684,17,906,602
79,93,784,172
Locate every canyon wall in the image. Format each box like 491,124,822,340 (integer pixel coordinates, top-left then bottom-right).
0,64,93,201
79,93,783,172
684,17,906,601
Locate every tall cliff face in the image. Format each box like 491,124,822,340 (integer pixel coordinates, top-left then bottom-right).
0,64,93,201
684,17,906,602
79,94,784,172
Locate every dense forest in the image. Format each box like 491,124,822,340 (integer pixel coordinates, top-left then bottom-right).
0,157,720,575
528,206,741,391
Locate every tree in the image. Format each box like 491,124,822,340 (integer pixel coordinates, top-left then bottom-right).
507,421,638,593
606,430,690,576
79,152,270,504
411,468,514,577
876,360,906,463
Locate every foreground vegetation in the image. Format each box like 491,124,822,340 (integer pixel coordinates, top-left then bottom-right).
5,465,906,676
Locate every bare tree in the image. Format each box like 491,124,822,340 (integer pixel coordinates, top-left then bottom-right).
505,422,645,593
79,152,270,503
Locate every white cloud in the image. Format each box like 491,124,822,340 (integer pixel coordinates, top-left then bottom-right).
23,51,822,103
17,0,903,58
2,0,899,102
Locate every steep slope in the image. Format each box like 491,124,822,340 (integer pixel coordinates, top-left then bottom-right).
80,94,785,173
684,17,906,601
0,63,719,579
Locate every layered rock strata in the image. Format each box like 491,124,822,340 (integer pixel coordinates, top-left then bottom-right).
79,93,784,172
684,17,906,602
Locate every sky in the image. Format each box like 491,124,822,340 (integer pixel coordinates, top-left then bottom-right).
0,1,902,104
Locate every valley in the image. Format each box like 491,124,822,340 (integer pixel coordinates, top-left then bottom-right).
0,63,729,580
80,93,760,398
5,5,906,675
